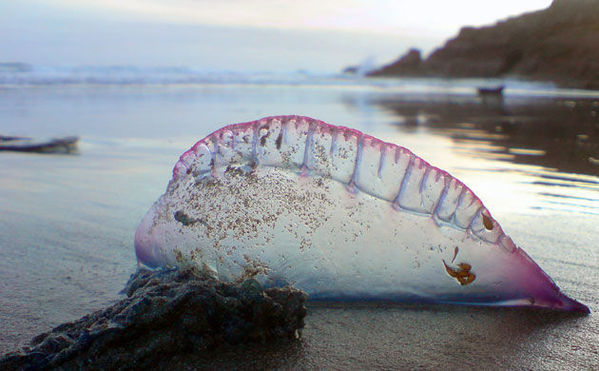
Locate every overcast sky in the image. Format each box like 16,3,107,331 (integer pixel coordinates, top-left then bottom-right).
0,0,552,72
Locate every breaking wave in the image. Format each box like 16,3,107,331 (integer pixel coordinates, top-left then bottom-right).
2,63,597,99
0,64,317,86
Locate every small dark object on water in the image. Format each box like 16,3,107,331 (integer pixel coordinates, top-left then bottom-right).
0,135,79,154
477,85,504,96
0,268,308,369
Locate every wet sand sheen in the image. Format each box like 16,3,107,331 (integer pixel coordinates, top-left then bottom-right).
0,82,597,367
155,303,593,369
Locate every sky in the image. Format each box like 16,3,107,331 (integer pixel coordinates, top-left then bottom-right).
0,0,553,73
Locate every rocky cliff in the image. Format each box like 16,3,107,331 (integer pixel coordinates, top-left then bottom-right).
369,0,599,89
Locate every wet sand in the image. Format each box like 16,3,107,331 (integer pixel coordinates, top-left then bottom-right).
160,304,594,370
0,81,597,368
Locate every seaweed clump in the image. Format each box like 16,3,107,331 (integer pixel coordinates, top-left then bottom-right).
0,268,308,370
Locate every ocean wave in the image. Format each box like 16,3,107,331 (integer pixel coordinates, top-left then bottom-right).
0,64,309,86
1,63,597,98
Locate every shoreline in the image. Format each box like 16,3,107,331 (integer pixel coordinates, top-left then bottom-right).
2,76,599,99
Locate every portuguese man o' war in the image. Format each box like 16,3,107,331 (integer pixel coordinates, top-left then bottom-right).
135,115,589,313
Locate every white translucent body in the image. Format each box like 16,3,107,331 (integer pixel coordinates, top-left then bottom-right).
135,116,588,311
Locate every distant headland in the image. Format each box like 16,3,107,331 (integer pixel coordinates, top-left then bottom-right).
365,0,599,90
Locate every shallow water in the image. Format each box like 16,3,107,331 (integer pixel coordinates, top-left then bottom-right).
0,79,597,367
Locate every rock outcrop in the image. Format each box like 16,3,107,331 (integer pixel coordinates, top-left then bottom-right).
369,0,599,89
0,268,308,370
370,49,424,76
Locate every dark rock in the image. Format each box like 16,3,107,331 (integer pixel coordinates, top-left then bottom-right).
368,0,599,90
342,65,359,74
369,48,423,76
0,268,308,370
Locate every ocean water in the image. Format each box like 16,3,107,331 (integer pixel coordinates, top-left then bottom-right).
0,70,598,368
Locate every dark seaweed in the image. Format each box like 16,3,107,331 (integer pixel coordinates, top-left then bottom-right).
0,268,307,370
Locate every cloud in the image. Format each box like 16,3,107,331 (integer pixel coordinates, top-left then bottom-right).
39,0,552,36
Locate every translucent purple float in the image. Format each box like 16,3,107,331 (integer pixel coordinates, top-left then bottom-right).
135,115,589,313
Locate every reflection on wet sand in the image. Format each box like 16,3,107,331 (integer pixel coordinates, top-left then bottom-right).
380,97,597,175
345,94,599,214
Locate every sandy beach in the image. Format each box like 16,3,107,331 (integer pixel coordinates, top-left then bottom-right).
0,79,597,368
